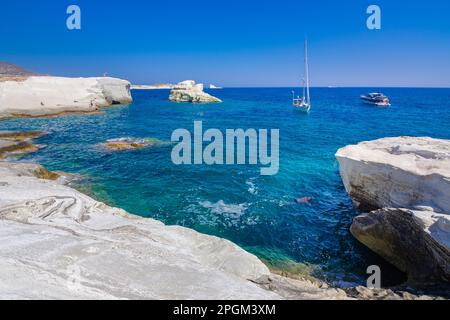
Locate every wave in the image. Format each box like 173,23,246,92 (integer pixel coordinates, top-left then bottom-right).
199,200,247,218
246,179,258,195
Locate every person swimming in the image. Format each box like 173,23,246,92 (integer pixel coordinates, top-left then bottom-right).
295,197,312,205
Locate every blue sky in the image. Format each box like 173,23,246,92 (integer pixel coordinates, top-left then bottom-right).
1,0,450,87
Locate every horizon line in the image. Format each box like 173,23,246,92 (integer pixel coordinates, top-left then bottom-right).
133,85,450,89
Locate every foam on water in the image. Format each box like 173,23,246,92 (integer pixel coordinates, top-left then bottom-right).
246,179,258,195
199,200,247,218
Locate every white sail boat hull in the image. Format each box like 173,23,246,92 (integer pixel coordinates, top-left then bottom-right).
293,104,310,112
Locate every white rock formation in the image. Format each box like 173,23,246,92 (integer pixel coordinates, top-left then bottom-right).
169,80,222,103
336,137,450,283
0,161,347,299
336,137,450,213
0,76,132,119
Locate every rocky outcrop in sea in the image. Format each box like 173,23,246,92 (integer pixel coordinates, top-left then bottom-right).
0,130,47,159
336,137,450,285
102,137,169,151
0,76,132,119
131,84,174,90
169,80,222,103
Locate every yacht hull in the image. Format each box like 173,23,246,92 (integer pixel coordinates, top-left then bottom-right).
361,100,391,107
360,93,391,107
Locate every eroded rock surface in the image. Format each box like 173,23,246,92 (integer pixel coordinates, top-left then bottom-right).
336,137,450,284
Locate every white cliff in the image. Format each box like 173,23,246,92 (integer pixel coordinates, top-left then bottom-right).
336,137,450,284
0,76,132,119
169,80,222,103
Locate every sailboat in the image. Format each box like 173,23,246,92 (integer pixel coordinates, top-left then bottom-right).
292,39,311,112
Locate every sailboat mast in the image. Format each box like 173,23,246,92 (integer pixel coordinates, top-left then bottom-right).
304,39,310,106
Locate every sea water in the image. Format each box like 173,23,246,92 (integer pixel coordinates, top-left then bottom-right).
2,87,450,286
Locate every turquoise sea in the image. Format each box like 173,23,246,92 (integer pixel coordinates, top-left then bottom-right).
2,87,450,286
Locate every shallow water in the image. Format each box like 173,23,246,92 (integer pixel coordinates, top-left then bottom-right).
2,87,450,286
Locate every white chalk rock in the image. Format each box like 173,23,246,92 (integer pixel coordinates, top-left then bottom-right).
0,76,132,119
336,137,450,283
336,137,450,213
169,80,222,103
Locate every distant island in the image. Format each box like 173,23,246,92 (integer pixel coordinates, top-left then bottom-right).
131,83,174,90
0,61,38,82
131,83,223,90
0,61,36,77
